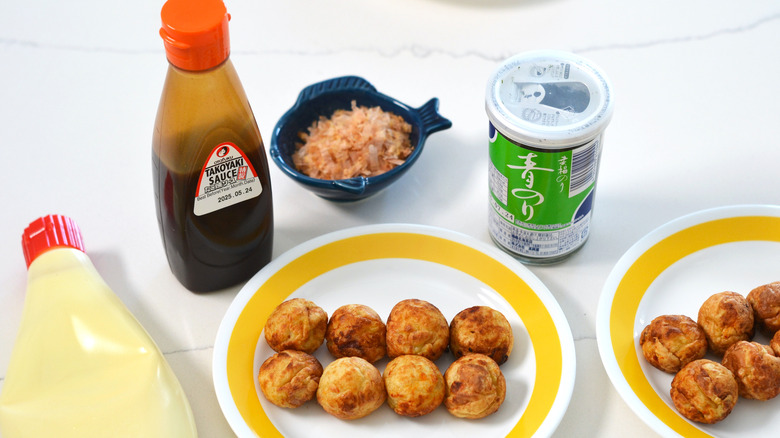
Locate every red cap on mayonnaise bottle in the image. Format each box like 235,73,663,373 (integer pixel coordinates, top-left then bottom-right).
159,0,231,71
22,215,85,268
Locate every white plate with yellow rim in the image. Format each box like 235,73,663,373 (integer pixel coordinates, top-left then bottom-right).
597,205,780,437
213,224,575,438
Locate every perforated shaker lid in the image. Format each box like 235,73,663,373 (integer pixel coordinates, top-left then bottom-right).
486,50,614,149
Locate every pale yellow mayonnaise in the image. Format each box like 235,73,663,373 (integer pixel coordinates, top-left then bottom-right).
0,248,197,437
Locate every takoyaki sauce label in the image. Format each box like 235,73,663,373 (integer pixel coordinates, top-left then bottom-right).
193,142,263,216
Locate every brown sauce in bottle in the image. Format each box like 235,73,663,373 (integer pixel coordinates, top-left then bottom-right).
152,58,273,292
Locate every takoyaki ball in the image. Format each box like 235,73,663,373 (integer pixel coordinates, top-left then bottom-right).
386,299,449,361
450,306,513,365
639,315,708,373
747,281,780,335
383,355,445,417
264,298,328,354
316,357,386,420
325,304,387,363
721,341,780,401
697,291,754,355
772,330,780,357
257,350,323,408
444,354,506,419
670,359,738,424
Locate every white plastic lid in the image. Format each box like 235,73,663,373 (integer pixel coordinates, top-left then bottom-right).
486,50,614,149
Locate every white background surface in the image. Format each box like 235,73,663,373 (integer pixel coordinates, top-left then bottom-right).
1,1,779,436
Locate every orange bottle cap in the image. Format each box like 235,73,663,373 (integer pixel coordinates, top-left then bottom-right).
22,215,85,268
160,0,231,71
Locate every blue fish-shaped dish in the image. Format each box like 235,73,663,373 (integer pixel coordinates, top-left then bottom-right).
270,76,452,201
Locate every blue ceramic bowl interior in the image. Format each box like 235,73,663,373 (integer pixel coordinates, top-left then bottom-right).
270,76,452,201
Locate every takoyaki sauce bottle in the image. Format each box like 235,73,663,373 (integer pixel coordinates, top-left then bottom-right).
153,0,273,292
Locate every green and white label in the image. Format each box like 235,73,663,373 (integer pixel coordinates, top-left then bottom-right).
488,124,601,259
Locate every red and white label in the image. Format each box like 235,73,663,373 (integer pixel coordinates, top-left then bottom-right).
193,142,263,216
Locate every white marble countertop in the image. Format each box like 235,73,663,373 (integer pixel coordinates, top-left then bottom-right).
1,1,779,437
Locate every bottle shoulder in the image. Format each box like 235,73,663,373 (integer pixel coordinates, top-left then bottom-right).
160,59,247,99
26,249,112,298
27,248,95,278
153,58,265,170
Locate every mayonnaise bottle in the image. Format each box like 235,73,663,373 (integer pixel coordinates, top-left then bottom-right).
0,215,198,437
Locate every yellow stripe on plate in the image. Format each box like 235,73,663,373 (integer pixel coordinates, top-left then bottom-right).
225,232,564,437
610,216,780,437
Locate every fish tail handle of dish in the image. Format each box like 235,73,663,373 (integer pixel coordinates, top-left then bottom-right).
331,177,367,195
415,98,453,137
296,76,377,104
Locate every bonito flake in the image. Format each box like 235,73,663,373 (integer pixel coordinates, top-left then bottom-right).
293,101,413,180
